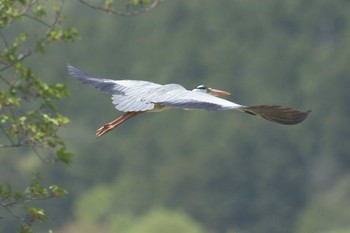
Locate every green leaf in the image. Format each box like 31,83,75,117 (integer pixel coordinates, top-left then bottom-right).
104,0,114,10
0,114,9,124
18,0,28,5
25,207,48,223
49,185,68,197
14,192,25,201
0,183,13,200
16,33,28,44
56,147,73,165
18,225,33,233
27,180,49,199
33,5,46,18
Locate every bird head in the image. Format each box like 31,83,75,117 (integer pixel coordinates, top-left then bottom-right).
192,85,231,96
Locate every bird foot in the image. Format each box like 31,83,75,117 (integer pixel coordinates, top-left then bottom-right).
95,112,144,137
96,124,113,137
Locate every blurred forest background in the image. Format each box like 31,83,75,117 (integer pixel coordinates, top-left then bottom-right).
1,0,350,233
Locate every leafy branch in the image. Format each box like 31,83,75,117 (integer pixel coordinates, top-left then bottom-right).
1,0,163,232
0,175,67,233
0,0,77,161
1,1,77,231
78,0,163,16
0,0,78,72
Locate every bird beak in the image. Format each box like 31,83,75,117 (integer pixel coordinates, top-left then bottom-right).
208,88,231,96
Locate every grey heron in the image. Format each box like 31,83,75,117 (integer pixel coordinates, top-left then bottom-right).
67,65,311,137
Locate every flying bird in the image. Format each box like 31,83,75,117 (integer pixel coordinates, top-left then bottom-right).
67,65,311,137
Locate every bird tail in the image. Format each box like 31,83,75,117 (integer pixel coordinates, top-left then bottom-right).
240,105,311,125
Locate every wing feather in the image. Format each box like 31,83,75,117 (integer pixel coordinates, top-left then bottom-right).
155,89,243,111
112,94,155,112
68,64,124,94
67,65,242,112
68,65,163,112
67,64,161,95
241,105,311,125
68,65,311,124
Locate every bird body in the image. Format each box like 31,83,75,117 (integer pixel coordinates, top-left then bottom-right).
67,65,311,137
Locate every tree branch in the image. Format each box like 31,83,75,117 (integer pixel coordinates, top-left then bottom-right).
0,1,65,73
0,202,26,222
78,0,163,16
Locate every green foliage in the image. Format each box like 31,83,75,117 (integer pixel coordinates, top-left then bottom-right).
76,189,207,233
1,0,162,231
75,185,115,225
129,0,151,6
79,0,161,16
320,230,350,233
122,208,207,233
2,1,350,233
59,1,350,233
0,0,76,232
0,174,67,232
0,1,76,158
296,176,350,233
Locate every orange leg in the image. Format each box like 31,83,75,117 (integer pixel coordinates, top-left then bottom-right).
96,112,143,137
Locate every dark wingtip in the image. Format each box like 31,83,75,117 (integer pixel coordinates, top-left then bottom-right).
66,64,87,80
67,64,75,76
243,105,311,125
67,64,78,75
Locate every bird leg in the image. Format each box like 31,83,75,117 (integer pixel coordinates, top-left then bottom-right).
96,112,143,137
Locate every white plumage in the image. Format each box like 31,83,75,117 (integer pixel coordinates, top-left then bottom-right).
67,64,311,137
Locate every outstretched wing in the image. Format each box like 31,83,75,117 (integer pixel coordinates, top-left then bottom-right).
67,64,161,94
155,89,243,111
68,65,310,124
241,105,311,125
68,64,243,112
113,84,244,112
67,64,163,111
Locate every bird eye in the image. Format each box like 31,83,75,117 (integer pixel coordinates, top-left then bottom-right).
196,85,207,90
